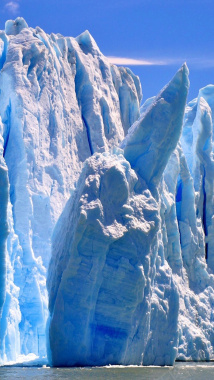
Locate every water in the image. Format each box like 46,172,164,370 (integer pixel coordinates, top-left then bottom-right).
1,363,214,380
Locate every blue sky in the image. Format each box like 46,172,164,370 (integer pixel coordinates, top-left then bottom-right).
1,0,214,102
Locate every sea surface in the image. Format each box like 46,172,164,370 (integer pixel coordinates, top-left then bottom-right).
1,363,214,380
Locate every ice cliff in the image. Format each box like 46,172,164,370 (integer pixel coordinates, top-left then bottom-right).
0,17,141,362
0,17,214,366
47,64,189,365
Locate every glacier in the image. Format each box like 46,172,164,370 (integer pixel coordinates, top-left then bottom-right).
0,17,141,363
47,64,189,366
0,17,214,366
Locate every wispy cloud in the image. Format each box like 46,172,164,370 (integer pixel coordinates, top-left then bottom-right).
107,56,214,68
5,1,20,15
107,56,177,66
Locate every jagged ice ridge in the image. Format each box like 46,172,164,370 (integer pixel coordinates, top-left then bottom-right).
0,17,213,366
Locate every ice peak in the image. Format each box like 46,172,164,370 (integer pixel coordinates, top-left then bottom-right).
159,63,189,105
75,30,100,55
121,64,189,187
5,17,28,36
182,61,188,72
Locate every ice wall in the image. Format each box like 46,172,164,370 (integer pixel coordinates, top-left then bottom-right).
0,18,141,362
47,64,190,366
182,89,214,272
47,60,214,365
1,16,214,367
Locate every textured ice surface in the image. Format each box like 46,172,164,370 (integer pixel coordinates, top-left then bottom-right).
1,16,214,367
47,150,172,366
47,61,214,365
47,64,190,366
0,18,141,363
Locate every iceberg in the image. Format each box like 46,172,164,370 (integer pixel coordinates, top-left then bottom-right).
0,16,214,367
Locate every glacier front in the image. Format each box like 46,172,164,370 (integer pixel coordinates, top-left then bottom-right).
0,17,141,363
47,64,190,366
0,17,214,366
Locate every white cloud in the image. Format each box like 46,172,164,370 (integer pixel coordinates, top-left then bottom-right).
107,56,170,66
5,1,20,14
107,56,214,68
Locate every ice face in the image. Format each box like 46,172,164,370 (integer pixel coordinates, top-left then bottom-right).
47,64,189,366
174,92,214,361
0,18,141,362
182,90,214,273
47,61,214,366
1,16,214,367
47,150,171,366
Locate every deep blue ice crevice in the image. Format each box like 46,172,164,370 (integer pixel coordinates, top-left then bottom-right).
0,32,9,71
192,97,214,270
0,118,9,318
2,100,11,158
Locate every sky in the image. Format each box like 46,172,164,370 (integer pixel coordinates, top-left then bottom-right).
1,0,214,103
